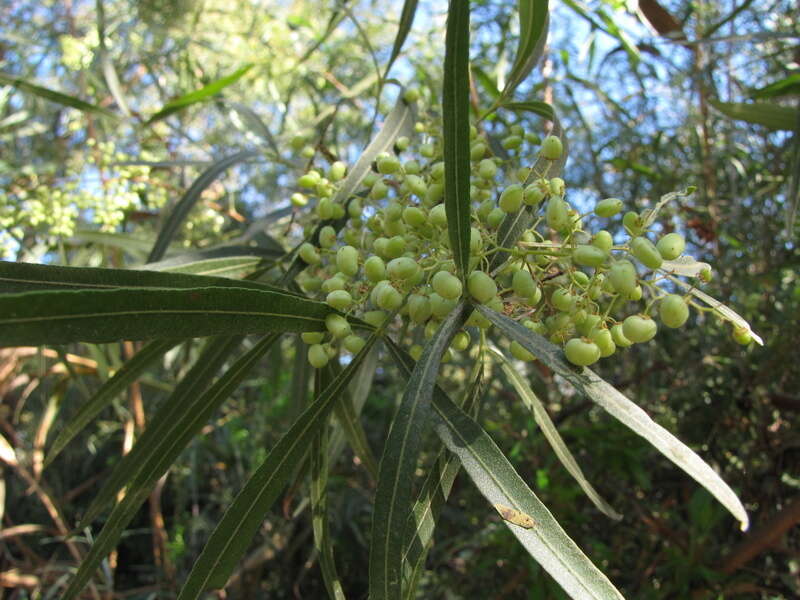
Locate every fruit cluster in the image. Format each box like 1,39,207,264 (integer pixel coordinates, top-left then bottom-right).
291,96,725,368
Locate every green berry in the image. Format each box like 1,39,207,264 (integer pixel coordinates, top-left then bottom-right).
551,288,577,313
467,271,497,304
608,260,638,295
732,326,752,345
301,332,325,344
370,179,389,200
622,314,657,343
549,177,565,197
610,323,633,347
451,330,470,351
627,285,643,301
376,283,403,311
523,182,547,206
656,233,685,260
325,314,351,339
429,204,447,227
377,154,401,174
430,293,458,318
470,142,487,161
576,313,602,337
470,227,483,254
591,230,613,253
510,340,535,361
387,257,419,281
573,245,607,268
291,192,308,207
486,207,505,229
410,344,423,361
499,184,524,213
385,236,406,258
321,276,346,293
659,294,689,328
478,158,497,179
402,206,426,228
432,271,463,300
501,134,523,150
319,225,337,248
326,290,353,311
363,310,387,328
408,294,432,324
343,334,366,354
630,236,663,270
298,242,321,265
564,338,601,366
623,211,646,236
405,174,427,196
298,170,321,188
541,135,563,160
364,256,386,282
512,269,537,298
403,87,420,103
589,328,616,357
546,196,570,231
594,198,624,218
308,344,330,368
336,245,360,276
329,161,347,182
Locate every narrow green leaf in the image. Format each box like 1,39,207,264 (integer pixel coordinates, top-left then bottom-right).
0,71,117,119
385,339,625,600
490,347,621,520
476,305,750,532
328,347,379,461
176,332,381,598
369,302,469,600
502,0,549,97
70,230,164,260
442,0,472,279
0,260,290,295
226,102,281,155
142,246,284,278
490,102,566,272
63,333,260,599
311,370,347,600
44,339,177,468
384,0,419,78
146,64,253,124
147,150,262,263
0,285,348,347
709,99,798,130
750,74,800,99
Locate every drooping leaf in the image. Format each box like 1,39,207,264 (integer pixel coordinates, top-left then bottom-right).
63,333,267,599
146,64,253,124
0,72,117,119
328,347,379,462
369,303,469,600
176,332,381,599
709,99,798,131
490,346,621,520
0,285,351,347
44,339,178,468
329,363,379,480
750,74,800,100
442,0,472,279
384,0,419,78
147,150,263,263
476,305,750,532
385,339,625,600
502,0,549,97
141,246,284,279
640,186,696,228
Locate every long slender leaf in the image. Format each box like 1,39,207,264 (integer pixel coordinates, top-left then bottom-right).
476,305,750,532
0,72,117,119
226,102,281,155
384,0,419,78
311,370,347,600
490,346,621,520
70,230,165,260
44,339,177,468
709,99,798,130
146,64,253,124
141,247,284,279
147,149,262,263
328,347,379,461
502,0,550,97
176,331,381,598
442,0,472,279
369,302,469,600
62,334,276,600
0,286,342,347
750,74,800,100
385,339,625,600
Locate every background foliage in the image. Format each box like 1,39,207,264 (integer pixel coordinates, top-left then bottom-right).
0,0,798,598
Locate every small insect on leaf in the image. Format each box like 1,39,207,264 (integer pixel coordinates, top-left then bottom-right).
494,503,536,529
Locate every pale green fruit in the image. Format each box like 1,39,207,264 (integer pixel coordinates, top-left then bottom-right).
470,227,483,254
732,326,752,345
576,313,602,337
408,294,432,324
343,335,366,354
467,271,497,304
432,271,463,300
523,182,547,206
501,134,523,150
364,256,386,282
486,207,505,229
376,283,402,311
301,332,325,344
610,323,634,347
404,158,421,173
409,344,423,361
326,290,353,311
608,260,637,295
384,202,403,221
430,293,458,318
451,330,470,351
630,236,663,270
297,170,321,188
564,338,601,366
470,142,487,161
573,245,607,268
387,257,419,281
320,276,346,294
591,230,613,253
656,233,685,260
541,135,563,160
319,226,337,248
308,344,329,368
403,87,420,102
478,158,497,179
291,192,308,207
403,206,426,228
590,328,616,357
405,174,427,196
376,154,401,174
363,310,387,328
594,198,623,218
329,161,347,181
623,211,646,236
499,184,524,213
551,288,576,313
510,341,535,361
659,294,689,328
336,245,360,276
298,242,321,265
622,314,657,343
549,177,565,197
431,162,445,180
430,204,447,227
385,236,406,258
546,196,570,231
325,314,351,339
512,269,537,298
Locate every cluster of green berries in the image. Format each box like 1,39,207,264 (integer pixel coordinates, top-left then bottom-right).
290,100,725,369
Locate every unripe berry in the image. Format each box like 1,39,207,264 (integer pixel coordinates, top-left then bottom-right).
405,174,427,196
516,167,530,182
622,211,646,236
420,143,435,158
370,179,389,200
384,201,403,221
403,87,420,103
622,314,657,343
502,134,523,150
549,177,565,197
298,242,321,265
325,314,351,339
326,290,353,311
377,154,401,174
395,136,410,152
451,330,470,351
408,294,432,324
431,162,445,180
486,207,505,229
608,260,638,295
610,323,633,347
432,271,463,300
387,257,418,280
383,218,406,237
297,170,321,188
594,198,624,218
470,142,487,161
630,236,663,270
512,269,537,298
628,284,643,301
478,158,497,179
470,227,483,254
659,294,689,328
317,198,335,220
364,255,386,282
576,313,602,336
499,184,524,213
430,293,458,317
301,332,325,344
429,204,447,227
363,310,387,328
424,182,444,205
467,270,497,304
573,245,607,268
329,161,347,182
385,236,406,258
551,288,577,313
308,344,329,368
732,326,752,345
319,226,337,248
510,340,536,361
656,233,686,260
546,196,570,231
465,310,492,329
590,328,616,357
523,182,547,206
376,283,403,311
343,334,366,354
402,206,426,228
337,245,359,276
564,338,601,366
409,344,423,361
291,192,308,207
540,135,563,160
591,230,613,253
